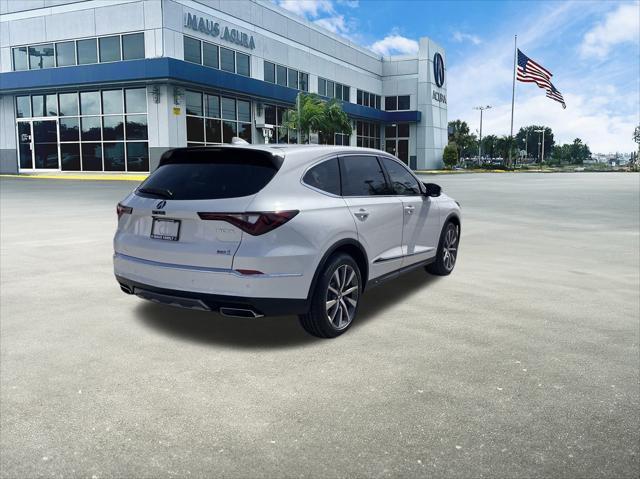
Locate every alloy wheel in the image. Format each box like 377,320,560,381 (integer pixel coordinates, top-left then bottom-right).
442,225,458,271
325,264,359,330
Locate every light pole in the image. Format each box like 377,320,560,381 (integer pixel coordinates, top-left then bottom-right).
473,105,491,160
535,129,545,166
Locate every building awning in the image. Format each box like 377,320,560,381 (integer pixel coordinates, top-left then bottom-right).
0,58,420,124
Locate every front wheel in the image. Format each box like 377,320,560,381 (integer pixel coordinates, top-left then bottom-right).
299,253,361,338
426,222,460,276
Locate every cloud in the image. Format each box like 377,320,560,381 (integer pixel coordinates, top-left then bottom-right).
277,0,334,18
447,1,638,153
452,31,481,45
336,0,359,7
314,15,350,35
580,3,640,58
369,34,419,56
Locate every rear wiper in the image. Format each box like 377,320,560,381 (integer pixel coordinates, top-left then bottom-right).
137,186,174,199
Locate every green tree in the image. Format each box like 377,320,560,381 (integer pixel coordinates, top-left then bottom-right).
448,120,478,158
515,125,555,160
495,135,517,161
443,142,459,169
282,93,329,142
319,99,353,144
569,138,591,165
481,134,498,158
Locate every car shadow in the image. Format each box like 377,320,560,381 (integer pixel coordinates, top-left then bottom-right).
135,268,441,348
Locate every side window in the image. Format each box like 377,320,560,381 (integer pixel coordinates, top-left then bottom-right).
382,157,421,195
339,155,389,196
303,158,340,195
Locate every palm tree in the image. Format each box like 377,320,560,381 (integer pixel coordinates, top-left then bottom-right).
283,93,352,144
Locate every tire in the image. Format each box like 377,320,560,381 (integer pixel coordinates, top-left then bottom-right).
426,221,460,276
299,253,362,338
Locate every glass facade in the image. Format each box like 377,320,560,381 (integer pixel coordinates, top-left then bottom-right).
357,90,381,110
183,36,250,77
264,104,300,144
385,123,410,164
318,77,350,102
15,88,149,171
263,61,309,91
186,90,252,145
12,33,144,71
385,95,410,111
356,121,381,149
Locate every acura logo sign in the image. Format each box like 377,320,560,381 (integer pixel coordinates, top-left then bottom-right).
156,200,167,209
433,52,445,88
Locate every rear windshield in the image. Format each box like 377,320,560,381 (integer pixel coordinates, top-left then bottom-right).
136,158,277,200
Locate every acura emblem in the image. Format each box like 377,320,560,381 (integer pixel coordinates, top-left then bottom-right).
156,200,167,209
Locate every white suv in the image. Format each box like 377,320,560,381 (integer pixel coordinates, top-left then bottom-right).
114,145,461,338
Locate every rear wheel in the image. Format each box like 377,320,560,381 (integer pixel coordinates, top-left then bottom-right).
426,221,459,276
299,254,361,338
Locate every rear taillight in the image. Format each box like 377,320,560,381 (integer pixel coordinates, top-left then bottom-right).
197,210,299,236
117,203,133,219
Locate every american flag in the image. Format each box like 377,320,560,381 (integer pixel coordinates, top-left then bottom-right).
517,49,566,109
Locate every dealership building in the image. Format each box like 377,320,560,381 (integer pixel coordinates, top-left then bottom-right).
0,0,448,174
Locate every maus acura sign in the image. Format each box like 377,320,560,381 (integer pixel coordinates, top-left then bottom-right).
184,12,256,50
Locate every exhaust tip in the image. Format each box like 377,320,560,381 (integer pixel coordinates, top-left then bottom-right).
219,307,263,318
120,283,134,294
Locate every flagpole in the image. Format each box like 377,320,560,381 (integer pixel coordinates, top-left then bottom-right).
509,34,517,167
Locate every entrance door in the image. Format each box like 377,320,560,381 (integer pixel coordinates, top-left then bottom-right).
32,120,59,169
385,139,409,165
17,121,33,169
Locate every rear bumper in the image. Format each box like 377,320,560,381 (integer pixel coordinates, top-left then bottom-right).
116,275,309,316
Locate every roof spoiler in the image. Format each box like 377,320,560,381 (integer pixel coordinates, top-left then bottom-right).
158,146,284,169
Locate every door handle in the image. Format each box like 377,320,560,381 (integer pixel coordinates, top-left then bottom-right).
354,208,369,221
404,205,415,214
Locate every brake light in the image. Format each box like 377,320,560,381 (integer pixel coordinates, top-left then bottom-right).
197,210,299,236
117,203,133,219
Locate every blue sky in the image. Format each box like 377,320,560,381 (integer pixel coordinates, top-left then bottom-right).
275,0,640,153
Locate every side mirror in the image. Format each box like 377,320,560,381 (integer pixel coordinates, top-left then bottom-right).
423,182,441,197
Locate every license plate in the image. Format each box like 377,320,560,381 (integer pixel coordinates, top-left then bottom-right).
151,218,181,241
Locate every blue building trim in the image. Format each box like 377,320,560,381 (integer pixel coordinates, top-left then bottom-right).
0,58,421,123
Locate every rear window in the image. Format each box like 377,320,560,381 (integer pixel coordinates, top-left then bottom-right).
137,156,277,200
303,158,341,195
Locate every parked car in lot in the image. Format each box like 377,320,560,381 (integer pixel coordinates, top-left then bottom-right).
114,145,461,338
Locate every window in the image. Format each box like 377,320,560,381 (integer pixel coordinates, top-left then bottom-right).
385,95,410,111
12,33,144,71
28,44,55,69
99,36,120,62
183,36,202,64
16,88,147,172
16,96,31,118
137,152,277,200
276,65,287,86
186,90,252,145
13,47,28,71
318,77,350,102
299,72,309,92
264,61,275,83
384,123,410,164
220,47,235,72
56,42,76,67
102,90,123,114
77,39,98,65
125,88,147,113
318,78,327,97
381,157,420,195
122,33,145,60
264,104,297,143
357,90,381,110
203,42,219,68
385,96,397,111
236,52,250,76
288,69,298,90
58,93,78,116
356,121,380,149
303,159,340,195
339,156,389,196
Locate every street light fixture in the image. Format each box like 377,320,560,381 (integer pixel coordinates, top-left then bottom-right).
473,105,492,160
535,128,545,166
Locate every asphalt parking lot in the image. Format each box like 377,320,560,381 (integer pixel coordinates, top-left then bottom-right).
1,173,638,478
